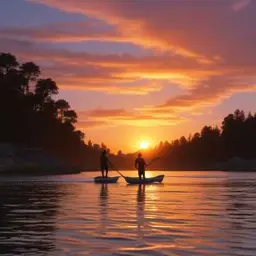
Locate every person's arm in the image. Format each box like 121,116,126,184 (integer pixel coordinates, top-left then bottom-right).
107,157,112,166
134,159,137,169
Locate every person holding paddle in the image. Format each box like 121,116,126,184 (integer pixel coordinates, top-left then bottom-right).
135,153,147,180
100,150,111,178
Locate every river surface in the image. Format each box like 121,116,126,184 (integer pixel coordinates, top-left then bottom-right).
0,170,256,256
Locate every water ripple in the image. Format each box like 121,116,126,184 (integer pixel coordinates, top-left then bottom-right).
0,171,256,255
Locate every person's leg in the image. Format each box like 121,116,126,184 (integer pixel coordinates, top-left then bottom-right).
138,170,142,180
101,166,105,178
142,170,145,180
105,166,108,178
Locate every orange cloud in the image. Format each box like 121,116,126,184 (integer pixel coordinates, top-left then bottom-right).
28,0,256,68
27,0,217,63
77,108,185,128
0,38,219,93
139,76,256,114
59,81,163,95
76,120,111,130
0,21,134,44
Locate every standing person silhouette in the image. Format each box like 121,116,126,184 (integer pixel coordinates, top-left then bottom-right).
135,153,147,180
100,150,111,178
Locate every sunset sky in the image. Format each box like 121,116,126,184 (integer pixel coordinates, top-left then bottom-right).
1,0,256,152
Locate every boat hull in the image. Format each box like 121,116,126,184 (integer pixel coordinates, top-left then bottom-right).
124,175,164,184
94,176,119,183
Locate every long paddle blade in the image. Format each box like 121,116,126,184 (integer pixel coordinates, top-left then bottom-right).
146,156,161,167
116,170,125,178
109,162,126,178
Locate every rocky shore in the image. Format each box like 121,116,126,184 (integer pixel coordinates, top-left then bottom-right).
0,143,81,175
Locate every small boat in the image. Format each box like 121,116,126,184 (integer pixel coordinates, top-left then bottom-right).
124,175,164,185
94,176,119,183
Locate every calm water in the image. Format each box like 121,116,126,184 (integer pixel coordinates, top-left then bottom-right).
1,170,256,256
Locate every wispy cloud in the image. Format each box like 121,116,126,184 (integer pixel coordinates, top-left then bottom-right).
140,76,256,114
232,0,252,11
28,0,256,64
27,0,219,63
77,108,185,128
76,120,111,130
0,21,131,43
0,37,218,92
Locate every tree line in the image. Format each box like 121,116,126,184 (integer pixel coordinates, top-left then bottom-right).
120,109,256,169
0,52,93,166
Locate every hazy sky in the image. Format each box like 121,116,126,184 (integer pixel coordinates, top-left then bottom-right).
1,0,256,152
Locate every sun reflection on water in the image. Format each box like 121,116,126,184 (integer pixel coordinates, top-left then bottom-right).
3,171,256,255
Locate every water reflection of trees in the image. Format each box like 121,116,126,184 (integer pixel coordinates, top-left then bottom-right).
225,179,256,229
224,178,256,254
0,183,63,255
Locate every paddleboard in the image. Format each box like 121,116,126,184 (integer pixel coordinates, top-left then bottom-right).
124,175,164,184
94,176,119,183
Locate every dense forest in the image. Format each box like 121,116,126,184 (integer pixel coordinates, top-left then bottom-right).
1,52,256,172
0,52,101,167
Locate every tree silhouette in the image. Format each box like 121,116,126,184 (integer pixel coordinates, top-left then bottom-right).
20,62,40,94
88,140,93,148
35,78,58,101
55,99,70,120
63,110,77,124
0,53,18,74
0,52,94,168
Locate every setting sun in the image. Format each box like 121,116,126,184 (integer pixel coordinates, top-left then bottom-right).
139,141,150,149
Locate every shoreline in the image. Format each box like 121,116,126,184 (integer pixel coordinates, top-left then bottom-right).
81,168,256,173
0,167,256,177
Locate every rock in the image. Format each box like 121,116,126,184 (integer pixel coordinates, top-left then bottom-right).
0,143,81,175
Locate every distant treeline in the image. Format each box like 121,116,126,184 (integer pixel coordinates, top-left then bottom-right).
162,109,256,168
114,109,256,169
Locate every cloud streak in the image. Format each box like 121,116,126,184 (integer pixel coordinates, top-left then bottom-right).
78,108,185,128
27,0,217,62
0,37,219,93
232,0,252,11
140,76,256,115
27,0,256,64
0,21,133,43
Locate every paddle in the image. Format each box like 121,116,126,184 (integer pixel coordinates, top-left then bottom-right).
146,156,161,167
115,169,126,178
109,161,126,178
146,149,171,167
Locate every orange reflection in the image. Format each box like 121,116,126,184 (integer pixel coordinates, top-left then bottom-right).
99,184,108,231
136,184,146,238
54,172,232,254
144,170,158,178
